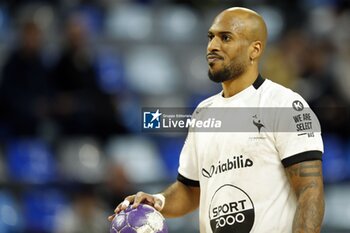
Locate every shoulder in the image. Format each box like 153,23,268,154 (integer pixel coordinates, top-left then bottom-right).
261,79,310,108
196,92,221,108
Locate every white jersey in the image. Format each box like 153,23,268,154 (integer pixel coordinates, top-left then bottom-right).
177,75,323,233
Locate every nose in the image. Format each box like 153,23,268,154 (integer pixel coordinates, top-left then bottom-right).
207,36,220,52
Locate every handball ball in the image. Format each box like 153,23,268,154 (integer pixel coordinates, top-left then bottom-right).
110,204,168,233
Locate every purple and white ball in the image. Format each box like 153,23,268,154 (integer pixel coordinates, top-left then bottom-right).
110,204,168,233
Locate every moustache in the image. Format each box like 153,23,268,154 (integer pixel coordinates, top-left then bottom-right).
206,52,223,60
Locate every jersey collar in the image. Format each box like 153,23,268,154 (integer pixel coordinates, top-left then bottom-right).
218,74,266,102
252,74,265,90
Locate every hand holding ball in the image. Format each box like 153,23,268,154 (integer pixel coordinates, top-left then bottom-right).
110,204,168,233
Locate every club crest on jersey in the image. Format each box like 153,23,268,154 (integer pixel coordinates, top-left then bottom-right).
252,114,264,133
202,155,253,178
209,185,255,233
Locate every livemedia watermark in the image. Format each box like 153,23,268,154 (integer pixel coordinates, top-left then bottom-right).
141,107,330,133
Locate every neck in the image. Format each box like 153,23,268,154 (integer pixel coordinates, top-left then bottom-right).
221,68,259,98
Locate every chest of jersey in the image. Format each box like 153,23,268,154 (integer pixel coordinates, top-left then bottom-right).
195,131,280,178
195,131,292,233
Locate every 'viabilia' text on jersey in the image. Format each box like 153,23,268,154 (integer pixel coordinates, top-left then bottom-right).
177,75,323,233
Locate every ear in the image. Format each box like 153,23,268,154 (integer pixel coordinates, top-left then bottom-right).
249,41,263,61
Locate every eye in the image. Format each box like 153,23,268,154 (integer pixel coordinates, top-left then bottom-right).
208,33,214,41
222,34,231,42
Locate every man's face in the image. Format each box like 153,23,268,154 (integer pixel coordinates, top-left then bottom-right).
207,14,250,83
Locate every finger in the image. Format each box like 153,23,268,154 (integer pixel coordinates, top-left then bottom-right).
132,192,149,208
154,199,163,211
114,203,121,213
114,202,125,213
115,195,135,213
152,194,165,211
116,199,130,212
144,195,156,205
108,214,115,221
121,199,130,208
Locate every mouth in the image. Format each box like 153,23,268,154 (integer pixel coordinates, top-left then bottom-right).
207,54,223,64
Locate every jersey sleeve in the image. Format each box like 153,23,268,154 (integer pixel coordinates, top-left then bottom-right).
177,128,200,187
274,93,324,167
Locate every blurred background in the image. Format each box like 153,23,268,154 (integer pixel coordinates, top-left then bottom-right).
0,0,349,232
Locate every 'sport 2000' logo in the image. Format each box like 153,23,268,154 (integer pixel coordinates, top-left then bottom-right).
209,185,255,233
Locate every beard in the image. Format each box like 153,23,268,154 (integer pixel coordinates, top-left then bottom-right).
208,58,247,83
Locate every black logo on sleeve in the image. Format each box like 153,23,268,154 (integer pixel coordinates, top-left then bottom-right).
209,184,255,233
292,100,304,111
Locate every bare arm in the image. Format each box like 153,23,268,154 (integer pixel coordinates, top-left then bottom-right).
285,160,325,233
108,181,200,220
160,181,200,217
